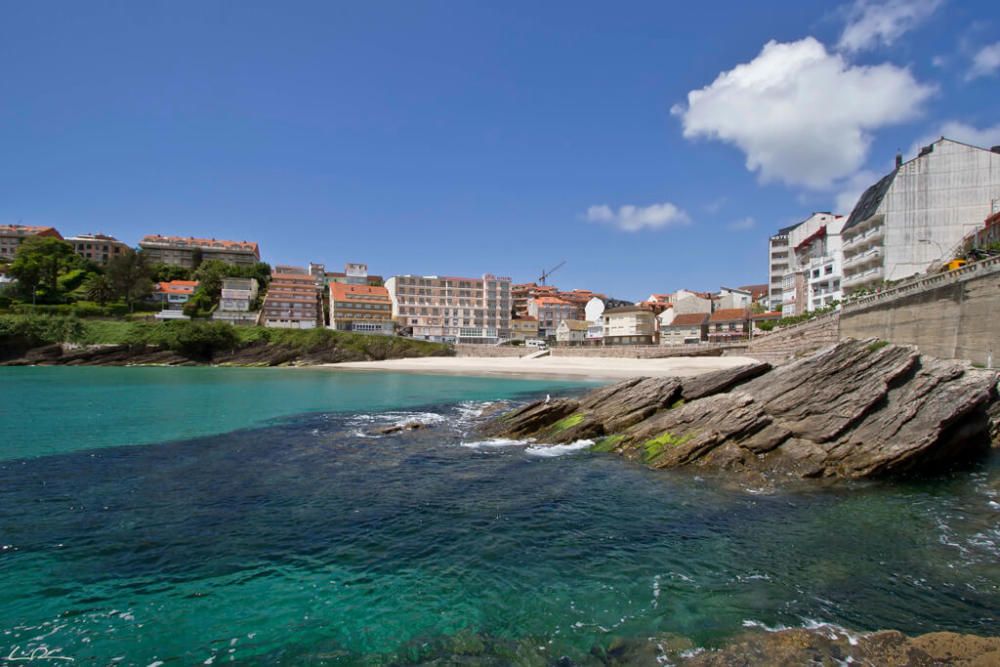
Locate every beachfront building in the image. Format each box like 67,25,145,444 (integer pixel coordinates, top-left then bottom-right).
213,277,259,325
842,139,1000,293
556,319,588,345
329,283,394,334
767,224,797,309
261,270,322,329
139,235,260,269
716,287,753,311
153,280,198,320
512,283,559,318
65,233,130,265
528,296,578,339
795,216,846,311
774,212,844,316
0,224,63,261
707,308,750,343
672,290,713,316
602,306,657,345
385,273,512,344
510,317,539,341
661,312,708,345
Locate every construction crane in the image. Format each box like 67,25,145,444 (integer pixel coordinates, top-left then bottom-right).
538,260,565,286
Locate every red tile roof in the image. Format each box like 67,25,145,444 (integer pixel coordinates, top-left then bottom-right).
330,283,389,301
709,308,750,323
532,296,574,306
140,235,259,253
668,313,709,326
157,280,199,295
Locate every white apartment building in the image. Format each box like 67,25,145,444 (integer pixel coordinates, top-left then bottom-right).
767,224,797,309
213,277,259,325
777,212,844,316
842,138,1000,293
385,273,511,343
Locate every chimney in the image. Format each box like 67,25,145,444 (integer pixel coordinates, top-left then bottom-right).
895,152,903,168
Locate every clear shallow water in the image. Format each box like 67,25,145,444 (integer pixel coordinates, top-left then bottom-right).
0,368,999,665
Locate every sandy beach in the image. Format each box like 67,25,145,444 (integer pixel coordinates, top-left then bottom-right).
328,354,759,380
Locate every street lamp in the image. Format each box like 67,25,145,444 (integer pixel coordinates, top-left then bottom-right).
917,238,945,271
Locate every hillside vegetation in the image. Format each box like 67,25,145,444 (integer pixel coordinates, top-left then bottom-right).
0,315,453,365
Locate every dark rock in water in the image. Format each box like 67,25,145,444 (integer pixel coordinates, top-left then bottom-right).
484,339,1000,480
670,627,1000,666
374,422,430,436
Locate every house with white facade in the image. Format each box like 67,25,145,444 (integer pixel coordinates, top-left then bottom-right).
556,319,588,345
841,138,1000,293
603,307,656,345
777,212,844,316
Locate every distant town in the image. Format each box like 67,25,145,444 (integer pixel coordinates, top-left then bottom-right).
2,137,999,348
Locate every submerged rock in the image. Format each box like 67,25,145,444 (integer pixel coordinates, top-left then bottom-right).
485,339,999,480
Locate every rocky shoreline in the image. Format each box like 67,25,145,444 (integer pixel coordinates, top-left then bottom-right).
483,339,1000,481
0,339,453,367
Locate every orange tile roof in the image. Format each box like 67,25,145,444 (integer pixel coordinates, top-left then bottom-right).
709,308,750,323
157,280,199,294
330,283,390,301
752,311,782,320
668,313,709,326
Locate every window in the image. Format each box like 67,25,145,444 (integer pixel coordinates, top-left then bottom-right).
825,265,833,275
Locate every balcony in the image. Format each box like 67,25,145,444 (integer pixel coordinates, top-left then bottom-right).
842,265,884,289
842,223,884,254
843,246,881,269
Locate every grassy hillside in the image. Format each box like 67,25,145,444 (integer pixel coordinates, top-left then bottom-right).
0,314,453,364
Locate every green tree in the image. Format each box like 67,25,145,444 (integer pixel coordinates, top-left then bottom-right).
149,263,192,282
106,249,153,312
84,273,116,306
9,236,82,302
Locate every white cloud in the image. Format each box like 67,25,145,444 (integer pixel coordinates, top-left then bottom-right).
838,0,942,53
585,203,690,232
834,169,879,215
907,121,1000,158
967,42,1000,80
728,217,756,231
672,37,934,189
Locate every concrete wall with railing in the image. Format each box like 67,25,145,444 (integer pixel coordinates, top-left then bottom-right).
838,255,1000,366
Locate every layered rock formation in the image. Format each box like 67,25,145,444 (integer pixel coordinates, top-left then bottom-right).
484,339,1000,480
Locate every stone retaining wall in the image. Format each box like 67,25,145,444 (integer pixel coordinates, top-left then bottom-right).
454,345,533,358
745,313,842,365
550,344,740,358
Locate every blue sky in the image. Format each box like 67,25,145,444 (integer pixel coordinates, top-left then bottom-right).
2,1,998,299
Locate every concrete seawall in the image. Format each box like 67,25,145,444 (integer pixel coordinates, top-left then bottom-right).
839,257,1000,367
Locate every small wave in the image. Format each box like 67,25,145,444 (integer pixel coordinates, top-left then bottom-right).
460,438,531,449
525,440,594,457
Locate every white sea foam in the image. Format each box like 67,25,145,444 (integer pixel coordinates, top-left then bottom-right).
460,438,530,449
524,440,594,457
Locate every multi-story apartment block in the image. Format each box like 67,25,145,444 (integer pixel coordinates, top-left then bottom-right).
841,139,1000,293
329,283,394,334
139,235,260,268
385,273,512,343
528,296,578,339
767,224,797,309
261,271,322,329
602,306,657,345
213,278,259,325
512,283,559,318
774,212,844,316
0,224,62,261
65,233,130,265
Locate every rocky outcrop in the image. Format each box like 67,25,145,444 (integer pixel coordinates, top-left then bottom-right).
485,339,999,480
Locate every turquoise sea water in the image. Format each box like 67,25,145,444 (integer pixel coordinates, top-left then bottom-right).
1,367,999,665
